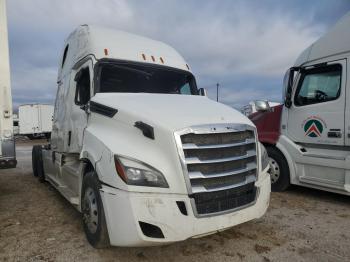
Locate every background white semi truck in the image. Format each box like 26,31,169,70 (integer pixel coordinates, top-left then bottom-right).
18,104,54,139
0,0,16,169
251,12,350,195
241,101,281,116
32,25,271,248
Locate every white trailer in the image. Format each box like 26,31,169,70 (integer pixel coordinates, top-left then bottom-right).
252,12,350,195
0,0,16,168
18,104,54,139
32,25,270,248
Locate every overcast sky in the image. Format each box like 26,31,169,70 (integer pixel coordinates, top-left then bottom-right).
7,0,350,110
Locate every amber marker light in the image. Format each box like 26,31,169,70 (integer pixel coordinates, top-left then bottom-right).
104,48,109,56
114,156,127,183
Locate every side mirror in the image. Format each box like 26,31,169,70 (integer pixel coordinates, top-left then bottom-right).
254,100,271,112
74,70,83,82
283,67,299,108
74,67,91,107
198,88,207,97
80,102,90,114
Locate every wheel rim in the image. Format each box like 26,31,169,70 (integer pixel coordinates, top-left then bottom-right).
82,187,98,234
268,157,280,184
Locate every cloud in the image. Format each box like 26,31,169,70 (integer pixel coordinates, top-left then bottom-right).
6,0,350,110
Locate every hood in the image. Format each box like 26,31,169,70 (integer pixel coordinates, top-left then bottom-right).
249,104,283,144
91,93,253,131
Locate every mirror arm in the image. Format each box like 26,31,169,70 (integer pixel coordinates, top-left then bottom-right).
80,102,91,114
284,66,300,109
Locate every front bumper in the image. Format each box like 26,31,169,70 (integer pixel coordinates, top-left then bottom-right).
100,170,270,247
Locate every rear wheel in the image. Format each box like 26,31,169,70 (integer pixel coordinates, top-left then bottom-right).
82,171,110,248
32,145,45,182
266,147,290,192
32,147,38,177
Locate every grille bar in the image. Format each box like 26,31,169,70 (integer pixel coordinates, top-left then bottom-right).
188,163,256,179
182,138,255,150
175,124,258,216
193,182,257,215
185,149,256,164
191,174,256,194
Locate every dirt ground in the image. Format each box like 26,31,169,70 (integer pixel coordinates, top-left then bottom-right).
0,140,349,262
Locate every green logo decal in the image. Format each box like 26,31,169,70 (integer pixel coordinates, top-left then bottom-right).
304,119,323,137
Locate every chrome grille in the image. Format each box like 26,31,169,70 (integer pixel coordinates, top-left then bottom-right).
176,124,258,216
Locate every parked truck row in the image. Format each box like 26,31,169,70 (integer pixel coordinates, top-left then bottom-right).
2,0,348,249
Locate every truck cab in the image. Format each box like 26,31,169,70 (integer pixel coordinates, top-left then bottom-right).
32,25,271,248
251,13,350,195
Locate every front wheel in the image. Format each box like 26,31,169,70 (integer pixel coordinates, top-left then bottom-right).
266,147,290,192
82,171,110,248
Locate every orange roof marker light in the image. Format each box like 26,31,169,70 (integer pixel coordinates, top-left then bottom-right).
160,57,164,64
186,64,190,70
151,55,155,62
104,48,109,56
142,53,146,60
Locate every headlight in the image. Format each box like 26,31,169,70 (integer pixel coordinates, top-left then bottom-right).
260,143,269,171
114,155,169,188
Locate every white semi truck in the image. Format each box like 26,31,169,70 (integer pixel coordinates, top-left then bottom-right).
18,104,54,139
0,0,16,169
251,12,350,195
32,25,271,248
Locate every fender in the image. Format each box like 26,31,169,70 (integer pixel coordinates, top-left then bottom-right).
250,105,297,184
275,137,298,184
80,131,112,180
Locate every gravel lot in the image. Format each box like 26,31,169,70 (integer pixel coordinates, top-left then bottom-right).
0,140,349,262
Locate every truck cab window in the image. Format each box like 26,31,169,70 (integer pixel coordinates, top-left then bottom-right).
294,64,341,106
74,67,91,106
179,83,192,94
96,62,198,95
61,45,69,68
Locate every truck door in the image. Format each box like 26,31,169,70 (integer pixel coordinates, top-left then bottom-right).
69,60,93,152
287,59,347,190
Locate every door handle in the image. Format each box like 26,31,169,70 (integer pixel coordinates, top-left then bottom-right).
328,129,342,138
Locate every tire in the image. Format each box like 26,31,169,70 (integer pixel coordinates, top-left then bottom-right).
32,146,38,177
81,171,110,248
27,134,35,140
266,146,290,192
32,145,45,182
44,133,51,140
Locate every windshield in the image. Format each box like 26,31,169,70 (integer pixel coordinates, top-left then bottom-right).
95,61,198,95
